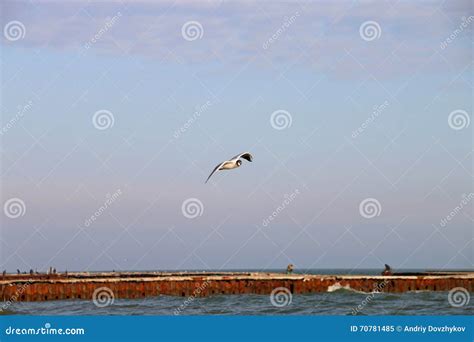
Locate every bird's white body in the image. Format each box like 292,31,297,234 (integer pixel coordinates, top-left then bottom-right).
220,161,240,170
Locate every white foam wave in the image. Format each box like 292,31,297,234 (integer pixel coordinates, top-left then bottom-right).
326,282,374,294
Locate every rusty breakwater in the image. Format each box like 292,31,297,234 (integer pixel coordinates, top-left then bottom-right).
1,271,473,302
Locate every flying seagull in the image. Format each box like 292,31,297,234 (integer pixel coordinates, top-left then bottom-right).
205,152,253,183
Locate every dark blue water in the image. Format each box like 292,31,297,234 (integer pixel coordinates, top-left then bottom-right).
4,291,472,316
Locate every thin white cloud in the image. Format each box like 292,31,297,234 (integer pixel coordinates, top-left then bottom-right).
1,0,472,78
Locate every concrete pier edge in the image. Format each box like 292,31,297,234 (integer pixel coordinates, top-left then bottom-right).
1,271,472,302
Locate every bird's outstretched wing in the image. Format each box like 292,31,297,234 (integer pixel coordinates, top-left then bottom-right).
231,152,253,162
205,162,224,183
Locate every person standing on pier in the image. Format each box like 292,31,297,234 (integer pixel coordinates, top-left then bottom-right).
382,264,393,276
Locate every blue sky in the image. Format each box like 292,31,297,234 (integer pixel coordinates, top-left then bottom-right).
1,0,472,272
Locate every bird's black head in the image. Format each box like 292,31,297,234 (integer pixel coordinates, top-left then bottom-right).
236,160,242,166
